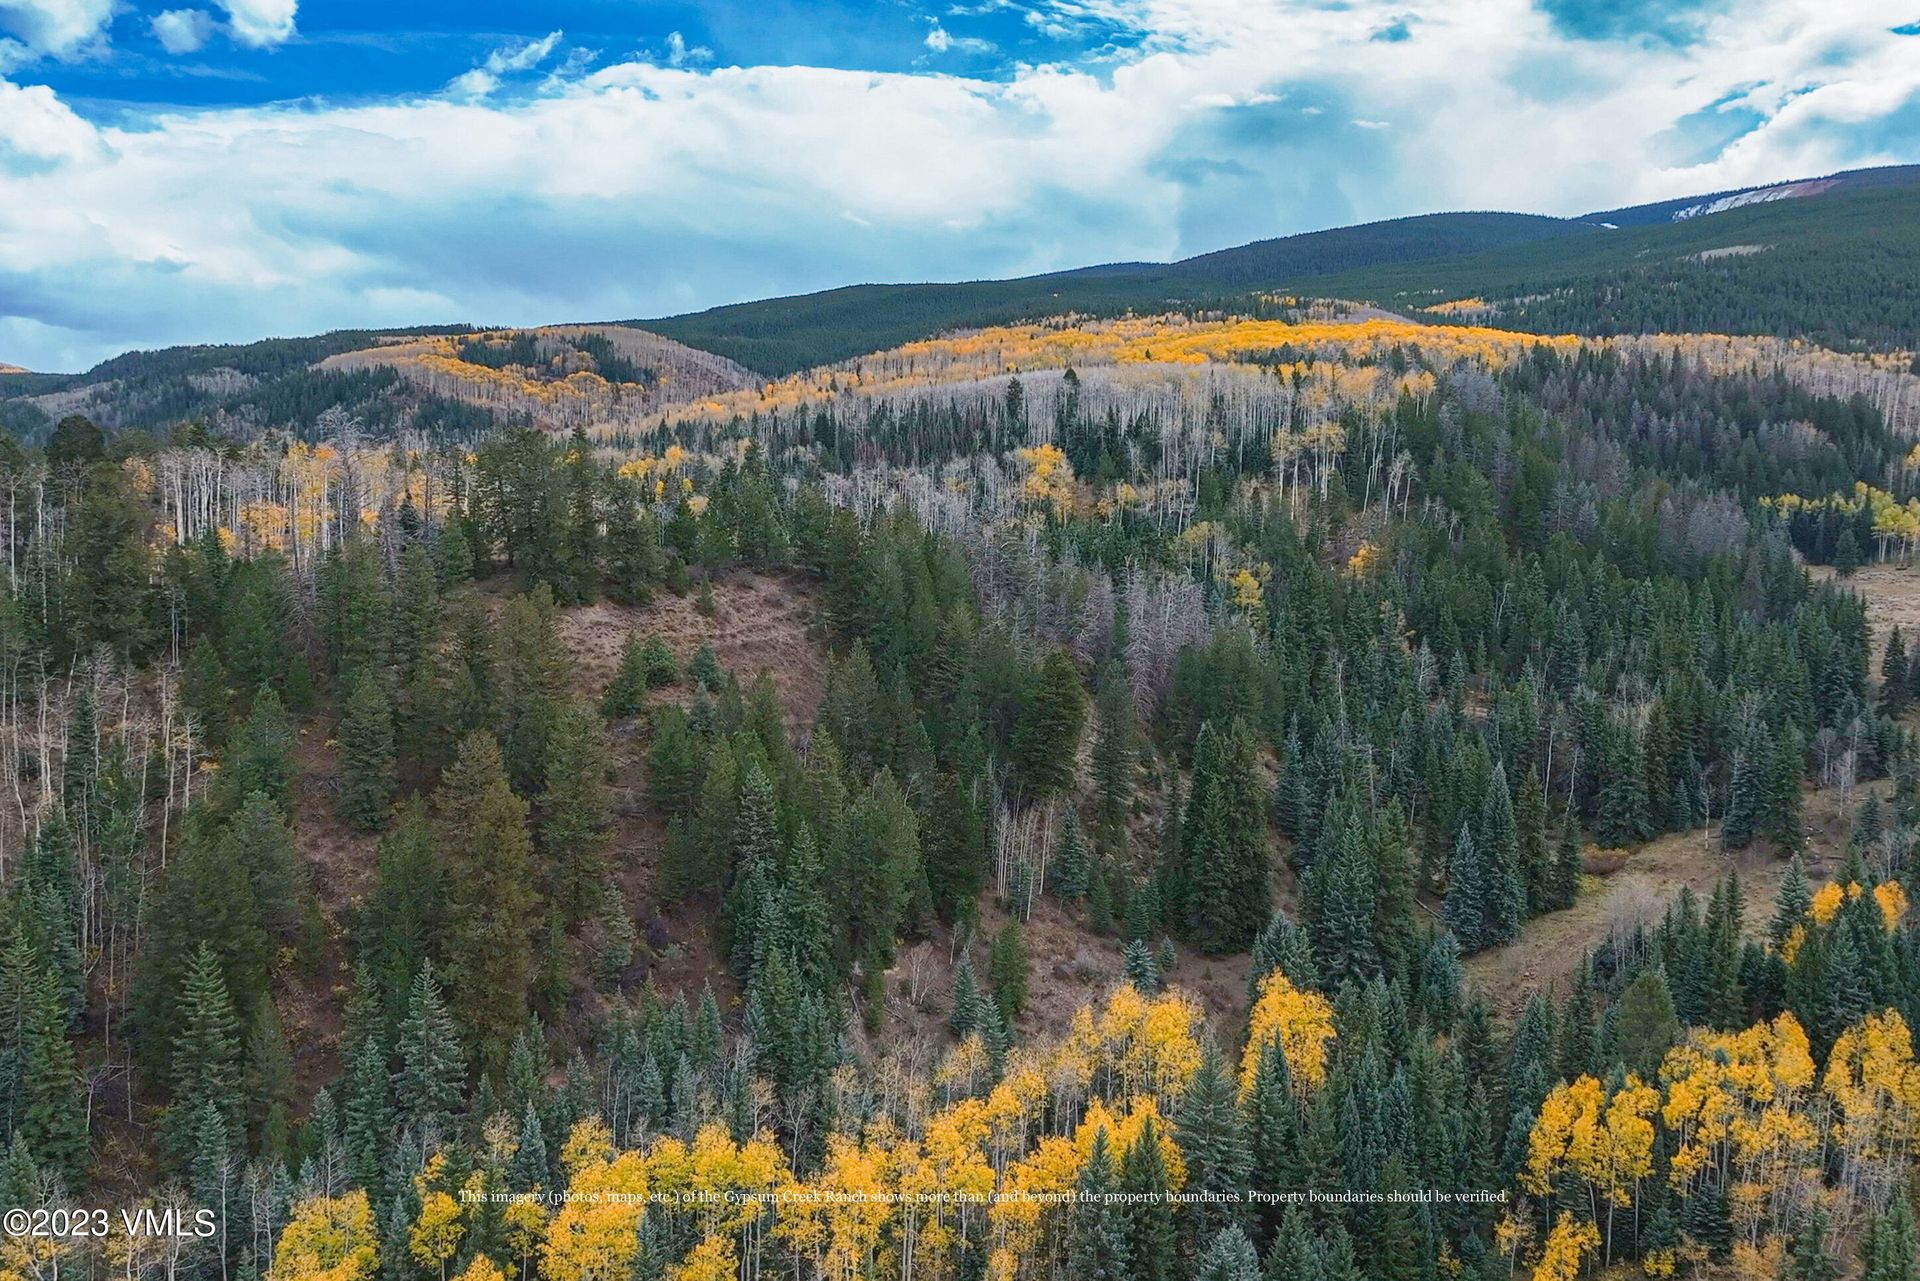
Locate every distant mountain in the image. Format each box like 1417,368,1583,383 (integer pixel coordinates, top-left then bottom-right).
645,167,1920,374
641,211,1599,376
1583,164,1920,227
0,364,27,376
5,164,1916,438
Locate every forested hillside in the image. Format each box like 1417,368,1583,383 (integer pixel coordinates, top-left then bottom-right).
637,167,1920,376
1,295,1918,1281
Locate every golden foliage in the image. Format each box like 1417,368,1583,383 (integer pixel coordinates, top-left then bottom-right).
1240,971,1337,1096
270,1191,379,1281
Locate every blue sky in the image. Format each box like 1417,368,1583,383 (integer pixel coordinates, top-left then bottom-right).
2,1,1918,372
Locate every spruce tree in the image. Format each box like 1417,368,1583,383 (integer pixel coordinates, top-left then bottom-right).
1195,1226,1261,1281
1067,1127,1132,1281
1182,719,1271,954
1882,628,1912,717
433,732,538,1067
988,920,1029,1021
1550,815,1583,911
538,699,613,928
1120,1118,1177,1281
1123,939,1161,993
166,944,245,1167
337,673,396,832
392,962,464,1144
1861,1196,1916,1281
1011,649,1087,798
1177,1045,1249,1239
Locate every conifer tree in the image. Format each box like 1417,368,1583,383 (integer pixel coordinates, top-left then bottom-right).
166,944,245,1166
1123,939,1161,993
1195,1226,1261,1281
1091,664,1134,850
1011,649,1087,798
1054,810,1089,900
1177,1045,1249,1239
337,673,396,832
0,935,88,1187
1550,815,1583,911
1770,856,1813,946
988,920,1028,1021
1861,1196,1916,1281
948,955,983,1038
538,699,613,928
392,962,464,1145
1789,1206,1840,1281
1761,726,1807,854
1067,1127,1132,1281
1722,722,1768,849
433,732,538,1068
1881,628,1911,717
647,705,702,812
1182,719,1271,954
1120,1118,1177,1281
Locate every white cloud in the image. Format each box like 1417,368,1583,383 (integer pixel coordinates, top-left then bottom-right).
925,21,997,54
449,29,563,96
665,31,711,68
152,9,216,55
216,0,295,49
0,0,1918,370
0,0,115,60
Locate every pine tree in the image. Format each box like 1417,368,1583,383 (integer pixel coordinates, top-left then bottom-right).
1304,800,1380,985
1068,1127,1133,1281
1091,664,1135,850
647,705,702,811
1054,810,1089,900
165,944,245,1167
1789,1206,1839,1281
1444,827,1492,953
1550,815,1583,911
392,962,464,1144
1882,629,1912,717
1123,939,1161,993
948,955,983,1038
1177,1045,1249,1239
1195,1225,1261,1281
1722,722,1768,849
1120,1118,1178,1281
433,732,538,1067
538,699,613,928
0,936,88,1187
988,920,1028,1021
1861,1196,1916,1281
337,673,396,832
1761,726,1807,855
1182,719,1271,954
1011,649,1087,798
1770,856,1813,946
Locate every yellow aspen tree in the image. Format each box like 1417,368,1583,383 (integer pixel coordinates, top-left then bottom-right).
270,1190,380,1281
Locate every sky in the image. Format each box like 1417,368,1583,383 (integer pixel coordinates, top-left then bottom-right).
1,2,1918,372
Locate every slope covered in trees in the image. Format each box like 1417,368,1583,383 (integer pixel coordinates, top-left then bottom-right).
2,289,1920,1281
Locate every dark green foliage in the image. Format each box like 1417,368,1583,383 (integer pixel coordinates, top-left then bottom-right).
1178,719,1271,954
337,673,396,831
1012,649,1087,798
538,699,613,928
433,731,538,1068
988,920,1028,1021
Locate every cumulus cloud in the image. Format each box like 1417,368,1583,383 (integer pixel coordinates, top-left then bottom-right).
216,0,295,49
151,8,217,55
0,0,115,61
0,0,1917,370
